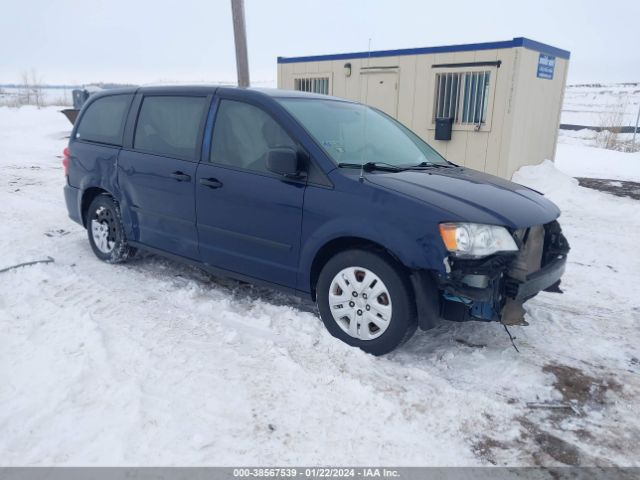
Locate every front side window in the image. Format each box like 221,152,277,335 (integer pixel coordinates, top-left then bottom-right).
134,96,208,160
75,94,132,145
210,100,296,173
278,98,448,167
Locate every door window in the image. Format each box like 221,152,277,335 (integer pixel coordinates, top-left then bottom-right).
210,100,296,173
134,96,208,160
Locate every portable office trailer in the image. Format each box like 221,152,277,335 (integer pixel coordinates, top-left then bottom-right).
277,38,570,180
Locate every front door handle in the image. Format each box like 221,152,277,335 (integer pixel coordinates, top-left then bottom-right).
171,171,191,182
200,177,223,189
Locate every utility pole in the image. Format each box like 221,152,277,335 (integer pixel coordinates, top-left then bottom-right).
230,0,250,87
633,102,640,151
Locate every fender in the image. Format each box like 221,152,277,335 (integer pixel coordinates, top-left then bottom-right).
297,181,450,294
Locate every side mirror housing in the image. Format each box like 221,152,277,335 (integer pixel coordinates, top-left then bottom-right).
266,147,301,177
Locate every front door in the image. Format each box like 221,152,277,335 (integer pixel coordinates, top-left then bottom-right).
196,98,305,289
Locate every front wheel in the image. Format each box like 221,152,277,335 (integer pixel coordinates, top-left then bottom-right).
87,195,135,263
316,249,417,355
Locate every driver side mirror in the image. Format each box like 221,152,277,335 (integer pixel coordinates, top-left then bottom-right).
266,147,301,178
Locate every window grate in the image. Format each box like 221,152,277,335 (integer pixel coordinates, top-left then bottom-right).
434,71,490,125
294,77,330,95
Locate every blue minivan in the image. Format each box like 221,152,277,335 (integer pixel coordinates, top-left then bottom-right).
63,86,569,355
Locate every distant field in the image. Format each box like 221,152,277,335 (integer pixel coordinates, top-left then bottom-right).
561,83,640,127
0,86,74,107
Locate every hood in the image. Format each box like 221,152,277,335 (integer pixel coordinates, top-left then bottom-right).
365,167,560,229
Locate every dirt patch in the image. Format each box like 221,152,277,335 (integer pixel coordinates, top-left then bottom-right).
577,177,640,201
471,363,626,466
542,363,622,406
471,435,508,465
518,417,582,466
455,338,486,349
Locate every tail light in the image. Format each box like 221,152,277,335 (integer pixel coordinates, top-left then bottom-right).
62,147,70,176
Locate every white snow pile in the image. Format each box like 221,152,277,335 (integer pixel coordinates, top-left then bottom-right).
513,159,579,198
554,144,640,182
0,106,639,467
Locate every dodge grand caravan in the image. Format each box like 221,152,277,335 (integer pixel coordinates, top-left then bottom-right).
63,86,569,355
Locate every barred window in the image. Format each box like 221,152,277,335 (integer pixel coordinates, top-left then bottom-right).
294,77,330,95
434,71,491,125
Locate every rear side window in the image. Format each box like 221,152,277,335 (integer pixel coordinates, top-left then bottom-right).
210,99,295,173
134,96,208,160
75,94,132,145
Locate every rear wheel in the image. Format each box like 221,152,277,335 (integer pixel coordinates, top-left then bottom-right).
87,195,135,263
316,249,417,355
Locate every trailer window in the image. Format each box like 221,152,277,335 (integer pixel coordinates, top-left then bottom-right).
294,77,330,95
434,71,490,125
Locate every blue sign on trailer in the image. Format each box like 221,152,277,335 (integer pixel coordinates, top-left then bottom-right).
537,54,555,80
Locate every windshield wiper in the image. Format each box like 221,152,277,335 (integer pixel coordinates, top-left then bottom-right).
407,161,455,169
337,162,406,172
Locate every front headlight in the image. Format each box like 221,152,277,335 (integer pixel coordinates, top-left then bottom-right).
438,223,518,258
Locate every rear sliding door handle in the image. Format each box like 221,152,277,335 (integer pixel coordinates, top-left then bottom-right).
170,171,191,182
200,178,223,189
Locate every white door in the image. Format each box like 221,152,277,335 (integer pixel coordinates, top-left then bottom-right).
362,72,399,117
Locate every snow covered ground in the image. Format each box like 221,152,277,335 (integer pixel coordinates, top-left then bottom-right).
1,106,639,467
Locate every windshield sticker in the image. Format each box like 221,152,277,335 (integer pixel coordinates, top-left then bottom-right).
322,140,345,153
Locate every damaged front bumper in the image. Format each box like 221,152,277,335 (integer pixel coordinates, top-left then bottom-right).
431,220,570,326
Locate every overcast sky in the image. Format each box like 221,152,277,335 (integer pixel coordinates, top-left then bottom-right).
1,0,638,86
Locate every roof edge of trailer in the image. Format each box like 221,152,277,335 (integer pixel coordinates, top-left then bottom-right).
277,37,571,64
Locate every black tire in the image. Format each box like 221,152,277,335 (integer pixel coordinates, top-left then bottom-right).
86,195,135,263
316,249,417,355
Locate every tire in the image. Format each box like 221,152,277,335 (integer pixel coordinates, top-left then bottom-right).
316,249,417,355
86,195,135,263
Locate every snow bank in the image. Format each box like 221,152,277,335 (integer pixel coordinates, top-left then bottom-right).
512,159,578,199
554,143,640,182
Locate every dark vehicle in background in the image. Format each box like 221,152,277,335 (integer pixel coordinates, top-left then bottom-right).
60,88,98,125
61,85,134,124
63,86,569,355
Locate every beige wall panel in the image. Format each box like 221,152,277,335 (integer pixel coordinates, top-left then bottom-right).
505,49,567,178
485,49,515,176
550,58,569,161
464,131,490,171
329,60,346,97
396,55,417,127
410,54,435,140
306,61,320,73
362,56,400,68
291,62,307,75
442,130,469,166
504,48,528,178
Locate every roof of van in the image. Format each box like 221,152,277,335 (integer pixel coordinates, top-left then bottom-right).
94,85,350,102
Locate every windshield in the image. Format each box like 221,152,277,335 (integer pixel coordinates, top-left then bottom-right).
277,98,449,167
